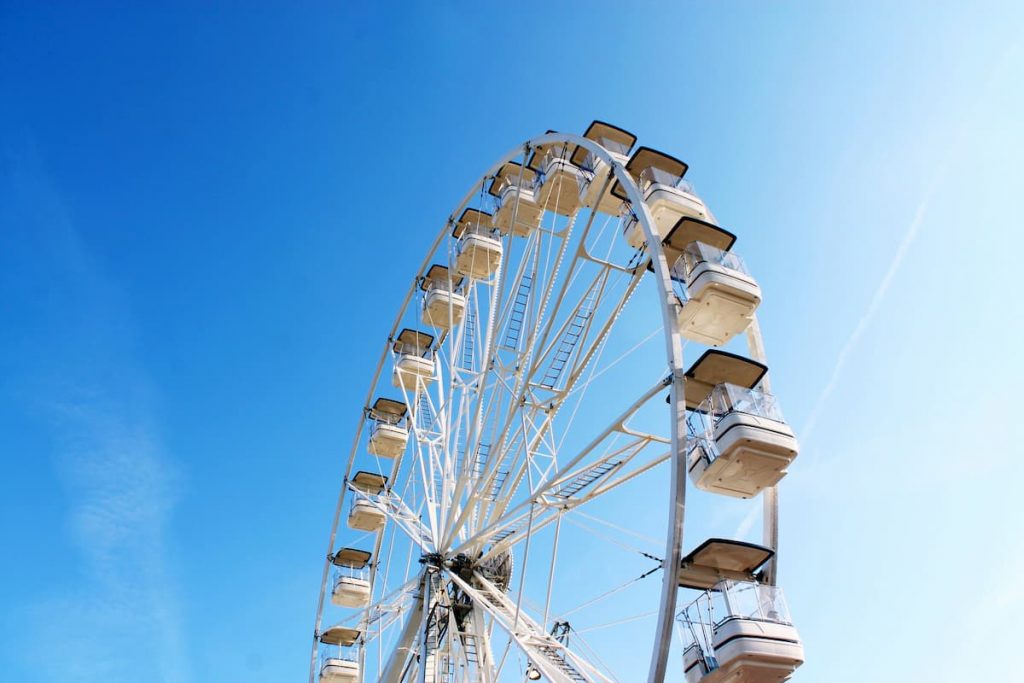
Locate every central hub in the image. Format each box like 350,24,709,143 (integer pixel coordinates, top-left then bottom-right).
419,550,514,591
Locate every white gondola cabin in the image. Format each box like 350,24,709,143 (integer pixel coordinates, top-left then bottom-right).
683,351,798,499
330,547,372,608
489,163,543,236
319,626,361,683
420,264,466,330
366,397,409,459
454,208,504,279
571,120,637,215
530,136,583,216
391,328,435,390
347,471,388,532
677,541,802,683
615,147,714,248
663,217,761,346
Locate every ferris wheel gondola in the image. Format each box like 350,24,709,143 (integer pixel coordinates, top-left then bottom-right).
310,121,805,683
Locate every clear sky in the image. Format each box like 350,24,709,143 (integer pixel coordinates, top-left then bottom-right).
2,2,1022,682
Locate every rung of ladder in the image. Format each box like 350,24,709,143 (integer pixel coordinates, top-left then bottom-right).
503,274,533,350
553,459,622,498
462,307,477,370
540,289,598,389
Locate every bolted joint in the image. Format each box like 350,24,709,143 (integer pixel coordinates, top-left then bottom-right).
418,552,444,570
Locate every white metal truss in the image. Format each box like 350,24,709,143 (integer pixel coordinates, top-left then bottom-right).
309,131,784,683
446,572,612,683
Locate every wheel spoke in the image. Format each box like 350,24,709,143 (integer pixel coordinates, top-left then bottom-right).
312,128,798,683
453,378,669,557
446,571,614,683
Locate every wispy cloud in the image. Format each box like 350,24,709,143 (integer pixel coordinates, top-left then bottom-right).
30,395,188,683
6,144,189,682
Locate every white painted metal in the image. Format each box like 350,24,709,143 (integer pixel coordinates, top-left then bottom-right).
418,571,435,683
380,584,425,683
310,130,795,683
745,315,780,587
447,571,612,683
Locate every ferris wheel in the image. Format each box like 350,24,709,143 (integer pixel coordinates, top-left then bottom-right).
310,122,806,683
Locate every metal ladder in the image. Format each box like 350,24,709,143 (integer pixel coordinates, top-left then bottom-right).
503,274,533,350
540,288,598,389
489,514,531,545
553,459,623,498
487,467,510,501
472,578,588,682
471,442,491,481
472,441,508,502
448,586,479,671
462,306,476,371
461,633,478,667
532,643,588,683
432,463,446,502
423,600,453,683
417,391,434,431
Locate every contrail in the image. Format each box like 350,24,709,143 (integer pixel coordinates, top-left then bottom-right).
800,184,935,442
800,43,1017,443
734,502,760,540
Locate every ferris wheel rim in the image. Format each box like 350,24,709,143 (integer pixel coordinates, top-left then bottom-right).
310,130,737,683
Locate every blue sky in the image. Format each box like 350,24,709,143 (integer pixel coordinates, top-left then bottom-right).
2,2,1022,681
